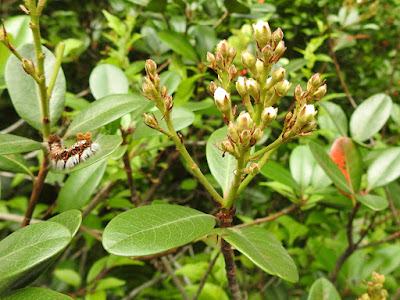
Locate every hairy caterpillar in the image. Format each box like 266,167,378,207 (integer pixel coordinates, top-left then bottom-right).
47,132,100,170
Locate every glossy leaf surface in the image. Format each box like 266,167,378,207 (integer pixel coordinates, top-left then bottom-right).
367,148,400,190
0,134,42,155
206,127,235,196
158,30,199,62
103,204,216,256
89,64,129,100
307,278,340,300
2,287,73,300
355,194,388,211
213,226,298,283
5,44,66,130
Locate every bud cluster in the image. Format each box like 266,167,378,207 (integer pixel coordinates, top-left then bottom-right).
141,59,173,114
206,40,238,92
357,272,388,300
282,73,327,140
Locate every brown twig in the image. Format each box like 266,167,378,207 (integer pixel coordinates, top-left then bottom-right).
235,203,299,229
121,127,138,204
192,252,220,300
329,202,360,283
21,155,49,227
82,181,117,218
388,33,400,93
160,256,190,300
122,273,168,300
358,231,400,249
324,5,357,108
386,186,400,228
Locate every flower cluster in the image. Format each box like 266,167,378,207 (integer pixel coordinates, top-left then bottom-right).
358,272,388,300
208,20,326,163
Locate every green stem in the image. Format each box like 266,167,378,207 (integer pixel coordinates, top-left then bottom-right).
249,135,282,160
164,112,224,205
238,136,282,194
26,0,50,138
46,42,64,101
223,149,248,209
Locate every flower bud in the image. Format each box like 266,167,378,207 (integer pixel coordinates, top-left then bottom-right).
298,104,317,125
311,84,327,101
221,140,235,155
216,40,229,57
143,113,158,129
215,52,224,69
214,87,232,120
250,128,263,146
207,52,215,66
228,122,239,142
227,47,237,65
209,81,218,93
273,40,286,62
252,20,271,49
142,81,159,100
236,76,247,96
22,59,35,75
294,84,303,101
260,107,277,131
247,163,260,175
372,272,385,285
261,44,273,63
255,59,264,76
275,79,291,96
272,28,284,45
246,78,259,101
307,73,322,91
237,112,254,133
145,59,157,78
241,50,256,69
239,130,251,147
228,65,238,80
271,67,286,83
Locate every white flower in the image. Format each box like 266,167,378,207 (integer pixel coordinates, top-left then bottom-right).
214,87,229,104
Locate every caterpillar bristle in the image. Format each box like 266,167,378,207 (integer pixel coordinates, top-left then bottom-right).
47,133,100,170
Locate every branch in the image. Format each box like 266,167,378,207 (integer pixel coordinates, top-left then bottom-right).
122,273,168,300
388,33,400,93
160,256,190,300
192,252,220,300
21,155,49,227
386,186,400,228
82,181,117,218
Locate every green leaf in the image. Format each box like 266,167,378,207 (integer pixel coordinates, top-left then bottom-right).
52,135,122,173
96,277,126,291
174,74,206,105
355,194,388,211
367,148,400,190
158,30,199,62
307,278,340,300
350,94,392,142
89,64,129,100
186,283,229,300
284,58,307,74
318,101,348,137
0,134,42,155
65,94,148,137
54,269,81,287
160,71,181,95
0,154,32,176
277,215,309,246
5,44,66,131
290,146,314,189
2,287,73,300
224,0,250,13
212,226,298,283
102,10,125,37
102,204,216,256
57,161,107,212
260,161,299,190
309,142,352,194
132,106,195,139
47,209,82,237
0,210,82,295
191,25,218,60
206,127,235,196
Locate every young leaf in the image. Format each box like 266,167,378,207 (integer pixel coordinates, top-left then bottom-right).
132,106,195,139
57,160,107,212
0,154,33,178
158,30,199,62
89,64,129,100
206,127,235,197
0,210,82,295
160,71,182,95
290,146,314,189
307,278,340,300
350,93,392,142
102,204,216,256
355,194,388,211
5,44,66,131
65,94,148,137
191,25,218,60
309,141,352,195
329,137,362,193
367,148,400,190
0,134,42,155
212,226,298,283
318,101,348,137
52,135,122,173
260,161,299,191
2,287,73,300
